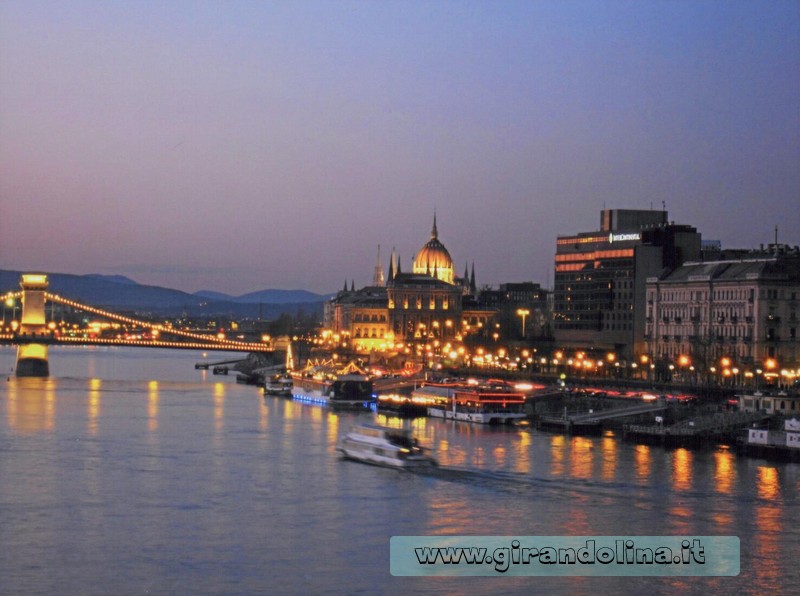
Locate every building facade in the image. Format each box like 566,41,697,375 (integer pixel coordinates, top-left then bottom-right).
478,282,550,339
553,209,701,360
645,245,800,375
387,273,463,341
325,215,496,351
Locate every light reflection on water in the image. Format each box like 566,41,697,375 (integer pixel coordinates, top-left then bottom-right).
714,448,735,495
88,378,101,436
634,443,651,480
148,380,159,433
0,347,799,594
601,433,617,481
569,436,594,480
550,434,566,476
6,377,57,433
672,447,693,491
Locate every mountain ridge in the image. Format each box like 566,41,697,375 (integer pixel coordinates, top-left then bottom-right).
0,269,328,319
195,288,331,304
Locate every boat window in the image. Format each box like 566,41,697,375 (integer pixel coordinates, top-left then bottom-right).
387,433,414,448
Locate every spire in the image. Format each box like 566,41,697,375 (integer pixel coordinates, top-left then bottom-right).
387,247,395,282
372,245,385,287
431,209,438,239
350,280,355,292
343,279,349,293
470,262,476,293
396,255,402,274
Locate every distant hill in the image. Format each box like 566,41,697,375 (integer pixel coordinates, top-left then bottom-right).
0,269,325,319
83,274,139,285
195,288,330,304
194,290,233,302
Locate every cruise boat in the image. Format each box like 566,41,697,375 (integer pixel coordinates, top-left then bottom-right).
376,392,429,418
263,372,293,397
415,381,527,425
291,372,376,409
338,423,437,468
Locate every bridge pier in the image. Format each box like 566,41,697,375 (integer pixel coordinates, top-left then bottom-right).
16,343,50,377
16,274,50,377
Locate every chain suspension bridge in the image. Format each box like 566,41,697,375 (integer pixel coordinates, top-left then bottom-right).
1,274,274,377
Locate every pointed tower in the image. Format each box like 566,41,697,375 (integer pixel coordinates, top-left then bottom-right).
350,280,355,292
387,247,395,283
372,245,385,287
396,255,402,274
470,262,476,294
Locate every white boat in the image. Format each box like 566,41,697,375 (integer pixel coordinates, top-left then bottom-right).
263,373,293,397
415,382,527,425
291,373,376,409
338,424,437,468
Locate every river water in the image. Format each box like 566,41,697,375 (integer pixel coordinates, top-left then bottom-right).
0,346,797,595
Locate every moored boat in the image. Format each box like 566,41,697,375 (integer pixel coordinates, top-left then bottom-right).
415,381,527,425
338,423,437,468
376,392,429,418
291,372,376,409
263,372,293,397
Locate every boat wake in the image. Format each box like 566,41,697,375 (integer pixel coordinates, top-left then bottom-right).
407,464,768,506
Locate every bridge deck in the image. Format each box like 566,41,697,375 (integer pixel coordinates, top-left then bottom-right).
0,335,272,352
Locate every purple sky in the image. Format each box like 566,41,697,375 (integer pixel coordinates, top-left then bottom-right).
1,1,798,295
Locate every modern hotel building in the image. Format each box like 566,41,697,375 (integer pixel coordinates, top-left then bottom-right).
553,209,701,360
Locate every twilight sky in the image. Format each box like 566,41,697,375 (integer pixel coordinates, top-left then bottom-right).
1,1,798,295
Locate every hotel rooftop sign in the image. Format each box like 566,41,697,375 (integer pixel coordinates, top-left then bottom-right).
608,232,641,243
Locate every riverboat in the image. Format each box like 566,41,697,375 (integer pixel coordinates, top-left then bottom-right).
263,373,293,397
376,392,429,418
338,423,437,468
291,372,376,409
415,382,527,425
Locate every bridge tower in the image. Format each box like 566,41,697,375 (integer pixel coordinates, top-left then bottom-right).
16,274,50,377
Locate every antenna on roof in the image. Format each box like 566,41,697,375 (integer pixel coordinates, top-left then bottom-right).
775,225,779,245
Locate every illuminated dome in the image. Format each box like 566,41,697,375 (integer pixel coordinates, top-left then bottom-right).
413,214,455,284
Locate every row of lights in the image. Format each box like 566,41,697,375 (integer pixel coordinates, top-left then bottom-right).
315,325,798,377
1,292,272,351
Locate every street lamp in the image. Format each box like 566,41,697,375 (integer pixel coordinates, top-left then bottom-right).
4,297,17,327
516,308,530,339
764,358,778,388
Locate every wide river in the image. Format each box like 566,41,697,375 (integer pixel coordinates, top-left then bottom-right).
0,346,797,594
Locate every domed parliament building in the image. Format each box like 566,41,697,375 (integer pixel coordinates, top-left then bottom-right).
411,215,455,284
325,215,495,351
